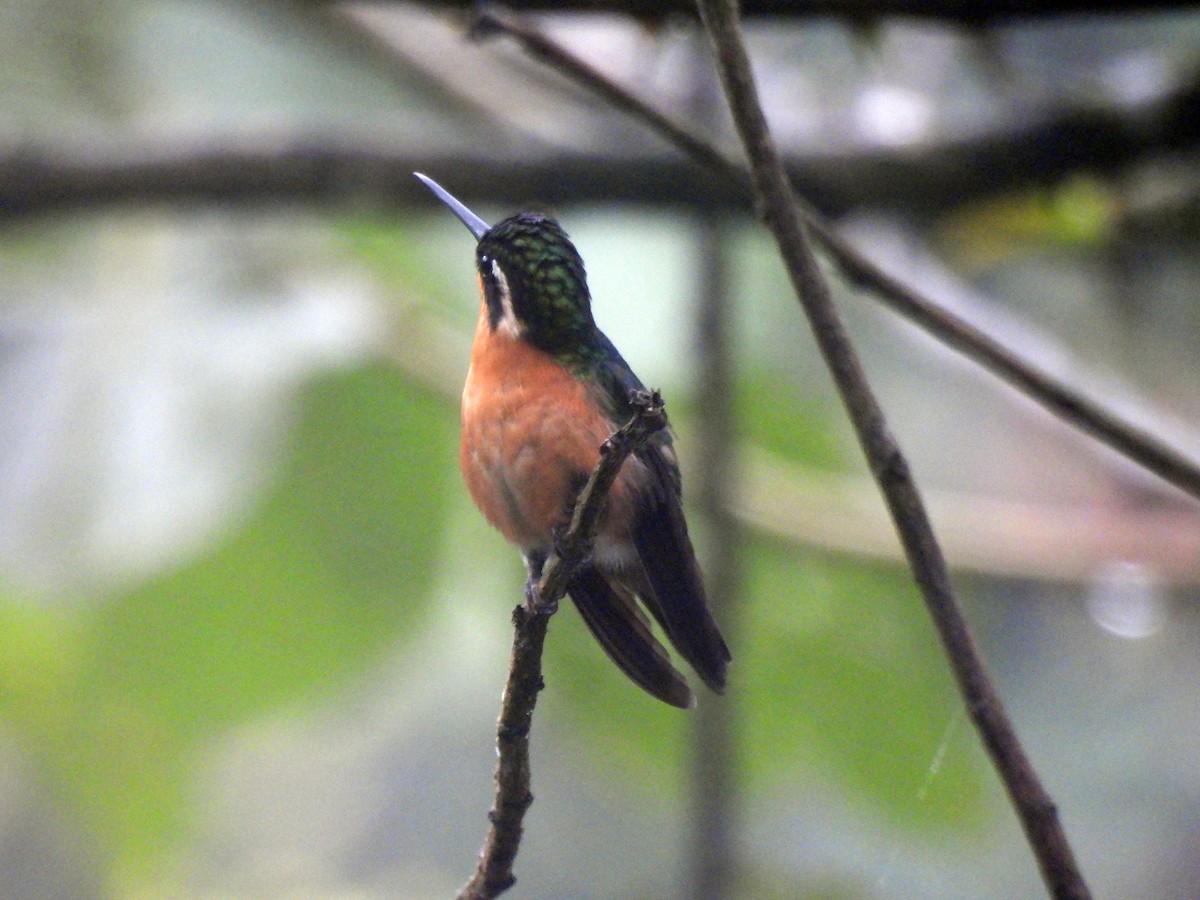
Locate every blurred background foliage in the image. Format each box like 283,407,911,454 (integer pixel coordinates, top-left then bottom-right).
1,1,1200,898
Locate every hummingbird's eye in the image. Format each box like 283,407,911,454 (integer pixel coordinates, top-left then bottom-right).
479,258,498,292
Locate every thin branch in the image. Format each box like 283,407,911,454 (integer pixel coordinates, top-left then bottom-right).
377,293,1200,585
469,9,1200,507
455,390,668,900
468,11,745,187
694,1,1090,897
321,0,1200,24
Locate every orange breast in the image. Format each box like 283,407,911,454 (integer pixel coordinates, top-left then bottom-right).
460,305,642,553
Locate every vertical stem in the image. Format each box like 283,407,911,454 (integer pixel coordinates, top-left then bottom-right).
686,211,741,900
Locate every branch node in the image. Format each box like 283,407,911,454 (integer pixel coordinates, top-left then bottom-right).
523,582,559,616
549,522,591,567
602,389,667,456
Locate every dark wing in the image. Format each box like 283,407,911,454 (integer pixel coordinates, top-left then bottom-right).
629,441,730,693
590,330,650,413
568,566,695,708
589,328,731,694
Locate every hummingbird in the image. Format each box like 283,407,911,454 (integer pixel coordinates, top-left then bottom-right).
415,173,730,708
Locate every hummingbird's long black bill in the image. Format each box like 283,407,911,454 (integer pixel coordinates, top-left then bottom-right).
413,172,491,240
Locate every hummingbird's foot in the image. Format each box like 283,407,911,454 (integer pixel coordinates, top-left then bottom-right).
523,575,558,615
524,548,547,583
521,548,557,614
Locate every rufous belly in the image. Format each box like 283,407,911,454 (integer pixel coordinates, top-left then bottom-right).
460,315,642,558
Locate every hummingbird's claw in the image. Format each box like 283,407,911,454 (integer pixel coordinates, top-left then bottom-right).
524,575,558,615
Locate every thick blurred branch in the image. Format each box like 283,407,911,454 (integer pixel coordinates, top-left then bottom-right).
0,140,744,218
695,0,1090,897
456,391,667,900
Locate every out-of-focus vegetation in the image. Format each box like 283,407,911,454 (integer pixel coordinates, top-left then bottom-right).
2,2,1200,898
0,365,456,889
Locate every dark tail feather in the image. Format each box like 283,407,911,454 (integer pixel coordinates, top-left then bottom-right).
631,506,731,695
568,566,695,709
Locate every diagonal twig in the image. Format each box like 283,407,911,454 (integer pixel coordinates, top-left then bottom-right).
456,390,668,900
693,0,1090,896
469,7,1200,506
382,1,1200,23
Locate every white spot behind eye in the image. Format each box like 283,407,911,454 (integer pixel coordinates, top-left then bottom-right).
490,258,522,339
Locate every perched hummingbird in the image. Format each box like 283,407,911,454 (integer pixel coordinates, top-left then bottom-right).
415,173,730,708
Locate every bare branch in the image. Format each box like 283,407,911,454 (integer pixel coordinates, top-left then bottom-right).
316,0,1200,25
456,391,668,900
469,9,1200,507
694,0,1091,896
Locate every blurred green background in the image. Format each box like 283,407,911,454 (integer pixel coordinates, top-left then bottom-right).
2,2,1200,898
